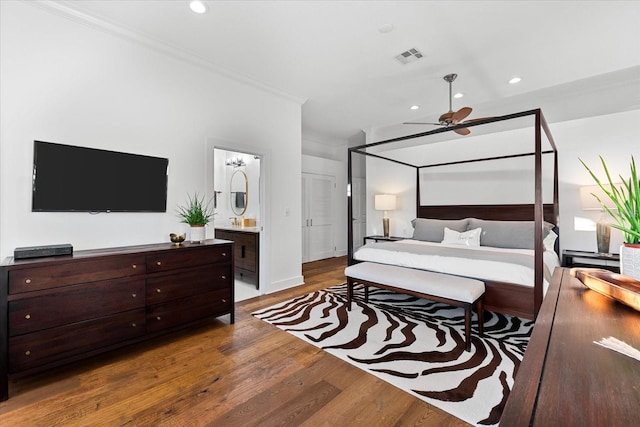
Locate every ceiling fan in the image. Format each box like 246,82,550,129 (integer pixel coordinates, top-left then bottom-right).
404,73,486,136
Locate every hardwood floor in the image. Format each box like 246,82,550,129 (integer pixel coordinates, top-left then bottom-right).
0,256,467,426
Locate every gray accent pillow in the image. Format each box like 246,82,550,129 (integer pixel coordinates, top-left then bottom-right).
467,218,554,250
411,218,470,242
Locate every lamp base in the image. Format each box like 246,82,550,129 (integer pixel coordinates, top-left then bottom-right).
596,221,610,254
382,217,390,238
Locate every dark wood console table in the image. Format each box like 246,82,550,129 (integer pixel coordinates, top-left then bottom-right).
501,267,640,425
0,240,234,401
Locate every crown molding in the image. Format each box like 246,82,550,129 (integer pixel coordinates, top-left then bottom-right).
29,1,307,105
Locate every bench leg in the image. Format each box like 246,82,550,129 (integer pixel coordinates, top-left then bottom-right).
347,278,353,310
364,285,369,302
464,304,471,351
477,298,484,337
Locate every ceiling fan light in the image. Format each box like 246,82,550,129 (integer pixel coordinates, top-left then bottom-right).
453,92,464,99
189,1,208,14
509,76,522,84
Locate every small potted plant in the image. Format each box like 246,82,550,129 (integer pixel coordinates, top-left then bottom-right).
581,156,640,279
177,193,215,243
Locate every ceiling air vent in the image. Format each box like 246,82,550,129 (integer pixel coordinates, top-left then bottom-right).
394,48,424,65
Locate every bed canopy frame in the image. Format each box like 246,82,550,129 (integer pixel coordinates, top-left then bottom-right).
347,109,559,318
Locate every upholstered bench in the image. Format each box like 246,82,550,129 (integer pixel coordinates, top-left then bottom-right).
344,262,485,351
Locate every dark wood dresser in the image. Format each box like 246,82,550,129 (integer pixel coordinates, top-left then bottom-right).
501,267,640,426
0,240,234,401
215,228,259,288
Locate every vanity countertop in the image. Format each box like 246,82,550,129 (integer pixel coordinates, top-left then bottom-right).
215,225,261,233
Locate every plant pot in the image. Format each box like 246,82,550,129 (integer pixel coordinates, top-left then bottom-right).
620,244,640,280
190,225,206,243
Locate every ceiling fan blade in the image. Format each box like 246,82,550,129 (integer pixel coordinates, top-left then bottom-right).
452,107,472,123
403,122,442,125
454,127,471,136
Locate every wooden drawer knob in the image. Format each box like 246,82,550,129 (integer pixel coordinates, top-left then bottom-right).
132,293,137,298
25,314,31,320
25,279,32,284
156,316,162,320
222,299,227,303
25,350,31,356
221,275,226,280
156,261,162,266
156,288,161,293
222,252,227,257
132,323,137,327
132,264,137,269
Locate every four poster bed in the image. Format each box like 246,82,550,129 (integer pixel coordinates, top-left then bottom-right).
347,109,559,320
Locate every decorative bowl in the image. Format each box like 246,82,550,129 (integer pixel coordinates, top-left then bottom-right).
169,233,186,246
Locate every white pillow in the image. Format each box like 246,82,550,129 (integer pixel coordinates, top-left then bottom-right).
543,230,558,252
442,227,482,247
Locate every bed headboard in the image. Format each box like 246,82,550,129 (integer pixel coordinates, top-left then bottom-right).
417,203,557,225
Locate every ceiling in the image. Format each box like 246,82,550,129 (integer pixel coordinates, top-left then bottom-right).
50,0,640,145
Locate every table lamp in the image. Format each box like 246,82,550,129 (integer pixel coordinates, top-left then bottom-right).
375,194,396,238
579,184,617,253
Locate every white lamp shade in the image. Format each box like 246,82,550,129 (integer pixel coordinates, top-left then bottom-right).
579,185,618,210
375,194,396,211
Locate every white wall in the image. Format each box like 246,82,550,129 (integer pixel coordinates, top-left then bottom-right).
0,2,304,292
363,109,640,254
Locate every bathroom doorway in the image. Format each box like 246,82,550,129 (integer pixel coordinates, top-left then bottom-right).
212,147,263,302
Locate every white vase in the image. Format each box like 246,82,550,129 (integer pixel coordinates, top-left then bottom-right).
620,244,640,280
190,225,206,243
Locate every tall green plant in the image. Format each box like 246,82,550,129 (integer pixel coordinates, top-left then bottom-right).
580,156,640,244
176,193,215,226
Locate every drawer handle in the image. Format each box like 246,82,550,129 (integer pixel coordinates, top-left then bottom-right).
25,279,32,284
132,323,137,327
156,261,162,266
222,252,227,257
156,288,161,293
156,316,162,320
132,293,137,298
222,299,227,303
221,275,226,280
25,314,31,320
132,264,137,269
25,350,31,356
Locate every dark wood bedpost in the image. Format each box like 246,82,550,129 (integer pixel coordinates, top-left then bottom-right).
347,148,354,265
533,109,544,317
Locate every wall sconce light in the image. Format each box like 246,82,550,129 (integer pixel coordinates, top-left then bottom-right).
225,157,246,168
579,184,618,253
375,194,397,238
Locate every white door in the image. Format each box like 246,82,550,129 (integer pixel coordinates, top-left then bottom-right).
302,173,335,262
352,177,367,251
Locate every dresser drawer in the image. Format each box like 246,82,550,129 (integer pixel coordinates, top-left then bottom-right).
146,264,231,305
146,245,231,273
146,289,232,333
9,278,145,336
8,255,145,294
8,309,145,372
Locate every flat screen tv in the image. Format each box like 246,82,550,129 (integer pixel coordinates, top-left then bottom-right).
32,140,169,212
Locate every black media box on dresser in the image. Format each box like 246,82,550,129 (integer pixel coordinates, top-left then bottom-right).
0,239,234,401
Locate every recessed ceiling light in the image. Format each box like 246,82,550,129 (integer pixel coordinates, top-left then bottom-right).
379,23,394,34
509,76,522,84
189,1,208,14
453,92,464,99
410,105,420,110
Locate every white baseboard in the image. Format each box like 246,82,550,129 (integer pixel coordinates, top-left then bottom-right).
267,275,305,293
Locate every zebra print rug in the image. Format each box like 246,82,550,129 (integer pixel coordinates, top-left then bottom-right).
252,284,534,426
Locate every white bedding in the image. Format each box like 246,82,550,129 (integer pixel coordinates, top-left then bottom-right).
354,239,560,293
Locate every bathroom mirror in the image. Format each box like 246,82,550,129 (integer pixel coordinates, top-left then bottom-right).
230,169,248,216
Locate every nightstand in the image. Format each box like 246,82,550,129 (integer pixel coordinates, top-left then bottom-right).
562,250,620,273
363,235,403,245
